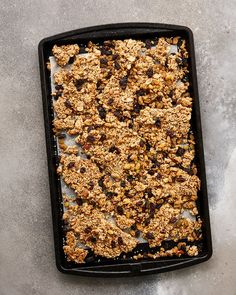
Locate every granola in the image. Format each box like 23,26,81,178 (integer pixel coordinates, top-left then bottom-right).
50,37,202,264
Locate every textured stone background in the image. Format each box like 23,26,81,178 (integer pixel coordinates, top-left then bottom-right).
0,1,236,294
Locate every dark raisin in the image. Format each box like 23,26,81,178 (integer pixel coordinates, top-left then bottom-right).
127,155,133,163
136,200,143,206
97,105,106,120
145,142,151,151
182,75,189,82
160,229,166,234
67,162,75,168
146,232,154,239
114,61,121,70
107,98,114,105
156,173,162,180
128,122,133,129
64,100,72,108
148,169,155,176
155,203,162,209
101,46,112,56
87,135,96,143
144,199,150,209
176,147,185,156
84,226,92,234
119,76,128,90
98,176,105,187
170,216,177,223
133,103,142,113
166,129,175,137
162,151,168,158
145,39,152,49
150,202,156,213
88,181,94,190
106,71,112,79
118,237,123,245
74,79,86,91
111,241,116,248
145,188,153,197
176,176,185,182
172,99,177,106
87,125,95,132
100,133,106,141
100,58,108,67
151,158,160,167
68,56,76,64
156,95,163,102
127,175,134,182
155,118,161,127
90,236,97,243
55,84,63,91
120,181,126,188
112,53,119,60
80,167,86,173
124,190,130,197
114,110,125,122
136,89,148,96
117,206,124,215
146,68,154,78
109,145,120,154
144,218,151,226
76,198,83,205
106,191,117,198
86,154,91,160
131,224,136,230
96,79,103,89
139,140,145,147
135,230,140,238
57,133,66,139
169,90,174,98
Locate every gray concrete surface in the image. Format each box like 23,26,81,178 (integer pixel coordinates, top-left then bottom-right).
0,1,236,294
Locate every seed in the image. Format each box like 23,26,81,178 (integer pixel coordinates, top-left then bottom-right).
84,226,92,234
80,167,86,173
118,237,123,245
117,206,124,215
119,76,128,90
76,198,83,205
67,162,75,168
176,147,185,156
146,232,154,239
111,241,116,248
74,79,86,91
146,68,154,78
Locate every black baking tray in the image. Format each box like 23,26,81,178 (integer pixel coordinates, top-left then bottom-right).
38,23,212,277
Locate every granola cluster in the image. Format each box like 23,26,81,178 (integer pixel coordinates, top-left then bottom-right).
51,37,202,264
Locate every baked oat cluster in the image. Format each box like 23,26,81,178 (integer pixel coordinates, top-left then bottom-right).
51,37,202,264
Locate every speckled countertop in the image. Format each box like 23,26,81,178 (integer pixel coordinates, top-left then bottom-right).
0,1,236,295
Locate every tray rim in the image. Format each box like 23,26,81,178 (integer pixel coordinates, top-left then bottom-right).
38,22,212,277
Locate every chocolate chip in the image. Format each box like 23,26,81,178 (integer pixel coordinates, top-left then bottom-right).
67,162,75,168
114,61,121,70
57,133,66,139
118,237,123,245
109,145,120,154
176,147,185,156
100,58,108,67
68,56,76,64
145,39,152,49
76,198,83,205
84,226,92,234
100,133,106,141
119,76,128,90
64,100,72,108
166,129,175,137
146,232,154,239
117,206,124,215
120,181,126,188
74,79,86,91
107,98,114,105
176,176,185,182
87,135,96,143
155,118,161,127
111,241,116,248
97,105,106,120
90,236,97,243
148,169,155,176
146,68,154,78
80,167,86,173
170,216,177,223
